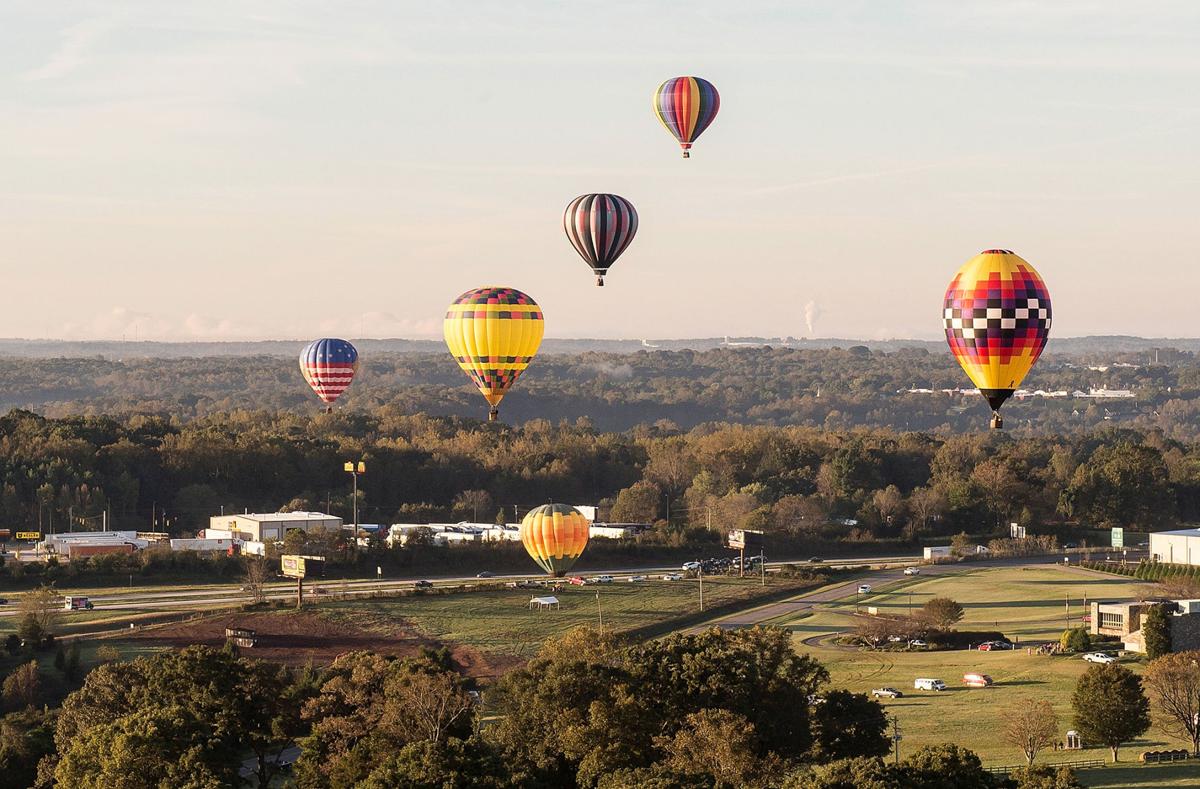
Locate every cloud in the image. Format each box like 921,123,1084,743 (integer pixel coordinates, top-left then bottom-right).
804,301,821,336
22,17,115,81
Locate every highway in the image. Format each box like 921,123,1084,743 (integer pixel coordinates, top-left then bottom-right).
0,554,923,617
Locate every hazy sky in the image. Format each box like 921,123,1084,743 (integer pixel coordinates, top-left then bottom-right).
3,2,1198,341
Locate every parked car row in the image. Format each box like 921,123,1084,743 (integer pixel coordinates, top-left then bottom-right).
977,640,1014,651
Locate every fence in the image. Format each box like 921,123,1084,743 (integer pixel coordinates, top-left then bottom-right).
986,758,1105,776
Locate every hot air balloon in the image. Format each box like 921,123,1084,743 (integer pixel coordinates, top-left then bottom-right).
299,338,359,412
444,286,544,422
653,76,720,158
563,193,638,286
521,503,590,576
943,249,1052,429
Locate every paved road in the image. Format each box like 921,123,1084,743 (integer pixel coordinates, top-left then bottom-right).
0,554,923,617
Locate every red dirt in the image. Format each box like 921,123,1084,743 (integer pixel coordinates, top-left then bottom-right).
119,610,523,680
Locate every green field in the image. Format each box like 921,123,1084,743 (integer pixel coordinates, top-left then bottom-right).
781,564,1200,784
320,575,809,657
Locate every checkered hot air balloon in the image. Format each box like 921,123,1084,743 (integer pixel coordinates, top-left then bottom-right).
653,76,720,159
299,338,359,412
943,250,1052,429
444,286,544,422
521,503,590,576
563,193,638,286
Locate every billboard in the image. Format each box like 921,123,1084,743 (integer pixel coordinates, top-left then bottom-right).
16,531,40,541
281,555,307,578
1009,523,1026,539
727,529,764,552
1111,527,1124,549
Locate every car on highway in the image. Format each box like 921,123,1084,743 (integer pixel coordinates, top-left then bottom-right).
413,580,433,589
64,596,94,611
857,584,872,594
809,557,823,563
872,687,903,699
475,571,494,578
567,576,586,586
595,575,614,584
682,561,701,571
628,575,647,582
903,567,920,576
662,573,683,581
1082,652,1117,664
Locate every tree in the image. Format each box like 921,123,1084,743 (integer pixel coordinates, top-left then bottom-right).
899,744,994,789
1011,765,1084,789
54,644,66,673
950,531,973,556
1002,699,1059,765
658,709,763,788
907,487,946,535
1142,604,1172,659
18,585,60,639
1062,443,1172,528
242,557,270,604
1060,627,1090,653
1,661,40,710
810,690,890,761
1072,663,1151,761
871,485,905,528
358,737,512,789
95,645,121,664
452,489,493,523
1143,651,1200,755
387,667,474,744
783,757,899,789
610,481,662,523
0,708,57,789
65,639,82,681
921,597,965,630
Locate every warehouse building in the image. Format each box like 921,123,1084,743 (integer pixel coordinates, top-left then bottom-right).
207,512,342,542
1149,528,1200,566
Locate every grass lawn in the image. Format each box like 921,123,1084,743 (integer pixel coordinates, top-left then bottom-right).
320,575,795,657
1079,762,1200,787
783,565,1190,769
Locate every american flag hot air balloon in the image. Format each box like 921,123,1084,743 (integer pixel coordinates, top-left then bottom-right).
299,338,359,412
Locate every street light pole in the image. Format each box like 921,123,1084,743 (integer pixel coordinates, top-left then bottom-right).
343,461,366,534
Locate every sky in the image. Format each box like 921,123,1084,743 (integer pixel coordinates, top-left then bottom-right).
2,1,1198,342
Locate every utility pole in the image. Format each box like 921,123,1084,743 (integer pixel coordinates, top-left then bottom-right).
760,550,766,587
597,591,603,634
699,566,705,612
1065,593,1071,630
890,715,902,765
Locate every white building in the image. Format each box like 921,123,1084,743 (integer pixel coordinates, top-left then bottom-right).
590,524,638,539
170,537,239,552
207,512,342,542
1150,529,1200,565
42,531,146,553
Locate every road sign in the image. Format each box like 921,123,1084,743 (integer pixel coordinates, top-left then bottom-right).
727,529,763,551
1009,523,1026,539
1111,527,1124,549
16,531,39,541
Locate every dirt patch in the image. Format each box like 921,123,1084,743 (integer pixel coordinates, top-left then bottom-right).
118,610,522,680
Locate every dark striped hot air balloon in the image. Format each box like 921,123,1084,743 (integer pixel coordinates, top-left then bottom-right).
520,503,590,576
653,76,720,158
563,193,638,286
299,338,359,412
443,287,544,422
943,249,1052,429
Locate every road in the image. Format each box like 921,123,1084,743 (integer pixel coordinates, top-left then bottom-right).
0,554,923,617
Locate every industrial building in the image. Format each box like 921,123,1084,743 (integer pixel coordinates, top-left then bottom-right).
1091,598,1200,653
206,512,343,542
41,531,149,558
1149,528,1200,565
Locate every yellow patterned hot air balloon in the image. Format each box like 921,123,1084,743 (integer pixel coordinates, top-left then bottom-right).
521,503,590,576
444,286,544,422
943,249,1052,429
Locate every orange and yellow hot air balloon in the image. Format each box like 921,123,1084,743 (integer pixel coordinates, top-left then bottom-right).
943,249,1052,429
444,286,544,422
520,503,590,576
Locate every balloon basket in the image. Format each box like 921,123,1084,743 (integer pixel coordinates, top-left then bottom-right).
990,413,1003,430
488,407,499,422
682,150,690,159
596,275,605,287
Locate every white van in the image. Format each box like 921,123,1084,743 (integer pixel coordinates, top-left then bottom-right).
857,584,872,594
914,678,946,691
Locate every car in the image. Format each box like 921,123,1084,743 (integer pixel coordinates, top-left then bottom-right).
1083,652,1117,664
887,635,903,642
682,561,701,571
914,678,947,691
857,584,872,594
871,687,903,699
596,575,614,584
567,576,586,586
809,557,823,563
978,641,1013,651
475,571,494,578
662,573,683,581
963,673,994,688
1064,542,1078,549
903,567,920,576
628,575,647,583
909,639,927,647
413,580,433,589
0,598,8,605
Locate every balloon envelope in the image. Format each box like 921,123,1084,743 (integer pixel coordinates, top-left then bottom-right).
299,338,359,405
443,286,544,421
563,193,638,286
653,76,720,158
521,503,590,576
943,249,1052,422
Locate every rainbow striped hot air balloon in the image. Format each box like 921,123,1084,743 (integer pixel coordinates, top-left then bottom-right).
299,338,359,412
521,503,590,576
444,287,544,422
563,193,638,286
943,250,1052,429
653,76,720,158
